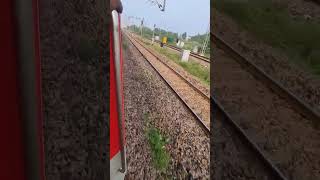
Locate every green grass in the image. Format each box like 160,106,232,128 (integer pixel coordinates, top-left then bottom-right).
144,114,170,172
123,38,128,50
149,43,210,85
215,0,320,75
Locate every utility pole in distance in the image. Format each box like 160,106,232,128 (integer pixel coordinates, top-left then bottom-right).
140,18,144,37
152,24,156,44
201,23,210,56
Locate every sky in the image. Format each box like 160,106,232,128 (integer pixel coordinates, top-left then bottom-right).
121,0,210,36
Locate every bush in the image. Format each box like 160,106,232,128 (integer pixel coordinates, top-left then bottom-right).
144,113,170,172
147,128,170,172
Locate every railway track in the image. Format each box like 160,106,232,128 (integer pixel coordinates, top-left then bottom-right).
212,32,320,179
125,32,210,135
164,43,210,64
212,98,287,180
127,31,289,179
131,33,210,65
212,32,320,121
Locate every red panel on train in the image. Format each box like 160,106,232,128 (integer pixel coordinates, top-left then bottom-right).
110,28,121,159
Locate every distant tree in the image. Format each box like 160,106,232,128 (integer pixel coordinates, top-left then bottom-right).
182,32,187,40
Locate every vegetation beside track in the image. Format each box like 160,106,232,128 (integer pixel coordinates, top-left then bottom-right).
129,26,210,58
122,35,128,50
144,113,170,172
216,0,320,75
140,39,210,85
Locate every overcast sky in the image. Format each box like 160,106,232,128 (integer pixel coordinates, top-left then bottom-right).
121,0,210,36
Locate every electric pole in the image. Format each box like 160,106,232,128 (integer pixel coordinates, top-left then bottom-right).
152,24,156,44
140,18,144,37
201,24,210,56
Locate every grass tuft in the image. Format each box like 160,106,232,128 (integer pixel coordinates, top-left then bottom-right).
144,113,170,172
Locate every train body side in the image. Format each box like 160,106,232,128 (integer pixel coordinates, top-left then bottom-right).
110,10,126,180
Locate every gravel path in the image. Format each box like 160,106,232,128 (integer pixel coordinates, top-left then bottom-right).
213,10,320,112
212,48,320,180
123,34,210,179
39,1,108,179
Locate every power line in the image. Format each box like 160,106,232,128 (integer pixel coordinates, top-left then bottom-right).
147,0,166,11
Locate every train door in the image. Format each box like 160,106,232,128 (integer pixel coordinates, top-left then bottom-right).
110,10,126,179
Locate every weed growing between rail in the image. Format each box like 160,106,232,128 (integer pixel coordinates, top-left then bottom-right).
144,113,170,172
151,43,210,85
215,0,320,75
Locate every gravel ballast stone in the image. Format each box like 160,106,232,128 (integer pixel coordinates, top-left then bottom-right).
123,35,210,179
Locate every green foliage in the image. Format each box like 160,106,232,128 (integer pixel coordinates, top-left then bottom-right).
182,32,187,40
129,25,179,42
147,128,170,172
191,33,207,43
215,0,320,75
129,25,210,57
144,114,170,172
123,38,128,50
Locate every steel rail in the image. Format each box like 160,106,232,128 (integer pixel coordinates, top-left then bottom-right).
126,32,210,135
166,44,210,63
151,38,210,63
212,32,320,123
127,32,287,180
130,33,210,100
212,97,288,180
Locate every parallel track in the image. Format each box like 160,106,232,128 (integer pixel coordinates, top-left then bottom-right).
212,32,320,179
132,34,210,64
212,98,288,180
126,31,287,179
212,32,320,122
150,38,210,64
126,32,210,135
165,44,210,63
